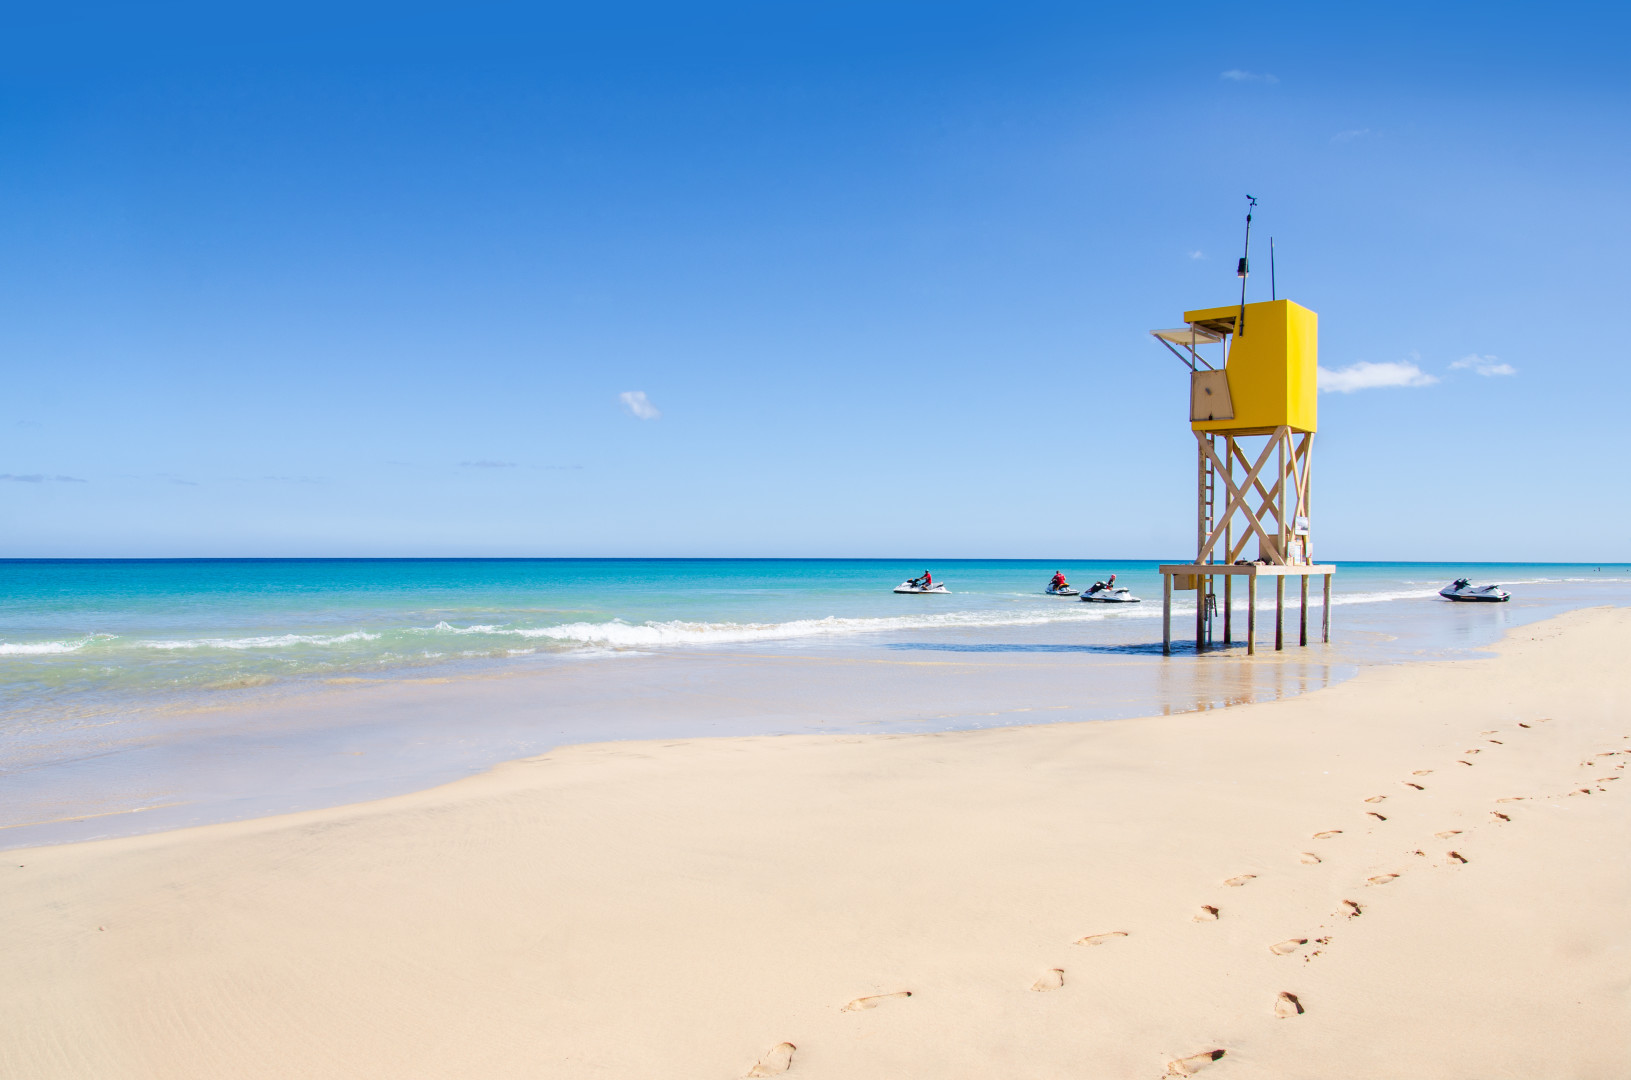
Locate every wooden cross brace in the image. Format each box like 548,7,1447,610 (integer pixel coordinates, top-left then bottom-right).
1198,428,1314,566
1196,429,1284,563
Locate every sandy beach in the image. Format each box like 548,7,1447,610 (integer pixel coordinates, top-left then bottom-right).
3,606,1628,1079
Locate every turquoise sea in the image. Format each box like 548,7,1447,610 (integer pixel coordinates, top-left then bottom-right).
4,558,1629,847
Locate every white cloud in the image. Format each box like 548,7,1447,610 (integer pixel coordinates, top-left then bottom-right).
1449,354,1517,377
1188,250,1205,260
619,390,661,420
0,472,86,482
1221,69,1278,84
1318,360,1440,393
460,460,517,468
1331,128,1371,143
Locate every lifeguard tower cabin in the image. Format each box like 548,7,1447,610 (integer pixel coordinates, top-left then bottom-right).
1151,298,1335,654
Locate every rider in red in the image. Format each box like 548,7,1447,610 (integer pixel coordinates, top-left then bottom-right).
1050,570,1069,591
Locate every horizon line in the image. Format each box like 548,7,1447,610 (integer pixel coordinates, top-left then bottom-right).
0,556,1624,566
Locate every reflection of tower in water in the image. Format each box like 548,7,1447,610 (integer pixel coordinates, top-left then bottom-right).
1152,269,1337,655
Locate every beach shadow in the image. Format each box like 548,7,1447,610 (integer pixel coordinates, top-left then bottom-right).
883,641,1177,656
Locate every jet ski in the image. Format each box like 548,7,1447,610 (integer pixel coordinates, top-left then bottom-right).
1080,575,1141,603
1046,584,1079,596
894,580,950,594
1440,578,1509,603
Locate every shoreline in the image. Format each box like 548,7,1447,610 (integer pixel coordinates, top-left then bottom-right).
0,641,1350,849
10,578,1624,851
4,607,1628,1077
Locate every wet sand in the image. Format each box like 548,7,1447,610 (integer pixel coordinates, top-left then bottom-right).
2,607,1628,1078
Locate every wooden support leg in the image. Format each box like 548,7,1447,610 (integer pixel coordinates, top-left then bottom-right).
1275,576,1284,651
1247,575,1257,656
1322,573,1332,643
1299,574,1308,647
1223,575,1233,644
1195,575,1206,652
1163,573,1172,656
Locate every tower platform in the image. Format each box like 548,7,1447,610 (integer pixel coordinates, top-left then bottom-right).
1158,563,1336,656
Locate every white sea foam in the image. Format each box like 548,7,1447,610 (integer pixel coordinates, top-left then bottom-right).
1330,588,1443,605
414,607,1134,649
0,639,92,655
1,579,1574,668
1165,585,1452,616
141,631,382,651
407,584,1472,651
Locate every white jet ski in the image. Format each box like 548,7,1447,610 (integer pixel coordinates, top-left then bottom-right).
1082,585,1140,603
1440,578,1509,603
1046,584,1079,597
894,580,950,594
1081,576,1141,603
1080,575,1141,603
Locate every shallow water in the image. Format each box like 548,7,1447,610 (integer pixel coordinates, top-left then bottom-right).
2,559,1627,848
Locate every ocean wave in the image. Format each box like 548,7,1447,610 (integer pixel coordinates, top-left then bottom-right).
406,585,1473,649
1331,588,1443,605
1167,586,1446,614
414,606,1134,649
0,638,94,655
141,631,382,651
0,577,1578,666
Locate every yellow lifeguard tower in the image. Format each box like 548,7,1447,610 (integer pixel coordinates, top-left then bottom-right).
1152,297,1335,654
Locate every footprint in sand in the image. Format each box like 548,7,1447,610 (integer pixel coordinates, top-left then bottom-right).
1402,782,1426,790
1447,851,1468,864
1413,769,1434,775
1458,760,1475,767
1270,937,1308,955
1030,968,1065,992
1193,905,1220,922
1312,830,1342,840
1480,729,1499,735
1496,796,1525,803
1492,812,1511,822
1340,899,1363,918
1364,795,1387,804
1298,852,1322,864
1366,812,1387,821
1366,873,1399,886
1518,722,1532,729
1274,991,1305,1018
1074,931,1128,947
842,991,911,1012
745,1043,796,1077
1487,739,1503,745
1435,829,1462,839
1223,874,1257,887
1166,1049,1226,1075
1463,749,1482,755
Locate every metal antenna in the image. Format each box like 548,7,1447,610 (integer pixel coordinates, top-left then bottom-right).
1236,195,1257,336
1270,236,1276,301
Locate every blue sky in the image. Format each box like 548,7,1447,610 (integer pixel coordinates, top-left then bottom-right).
3,1,1627,559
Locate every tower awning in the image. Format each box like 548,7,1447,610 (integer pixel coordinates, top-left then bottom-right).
1151,325,1227,371
1151,326,1225,345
